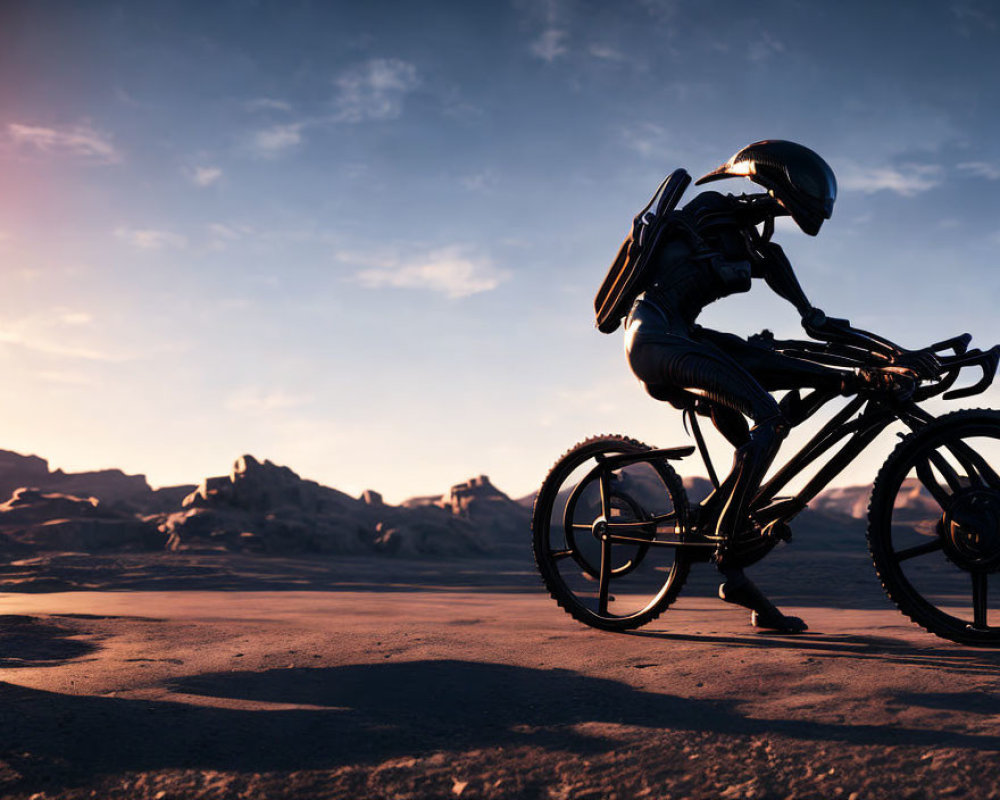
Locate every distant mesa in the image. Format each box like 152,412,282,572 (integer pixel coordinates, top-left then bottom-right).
0,448,153,507
811,478,936,520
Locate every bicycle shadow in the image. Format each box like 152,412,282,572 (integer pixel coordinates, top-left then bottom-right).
3,657,999,795
888,690,1000,714
624,628,1000,676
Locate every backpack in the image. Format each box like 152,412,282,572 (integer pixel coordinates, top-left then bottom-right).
593,168,691,334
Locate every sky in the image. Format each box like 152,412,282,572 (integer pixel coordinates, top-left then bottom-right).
2,0,1000,503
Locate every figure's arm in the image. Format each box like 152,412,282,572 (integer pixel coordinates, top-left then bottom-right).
754,239,895,355
755,240,813,317
751,220,938,377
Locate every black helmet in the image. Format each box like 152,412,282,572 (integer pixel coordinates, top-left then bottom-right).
695,140,836,236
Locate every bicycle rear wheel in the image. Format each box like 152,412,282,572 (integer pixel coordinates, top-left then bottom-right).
868,409,1000,645
532,435,691,631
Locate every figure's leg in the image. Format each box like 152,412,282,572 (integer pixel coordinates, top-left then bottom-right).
627,336,808,633
697,328,848,393
697,334,850,633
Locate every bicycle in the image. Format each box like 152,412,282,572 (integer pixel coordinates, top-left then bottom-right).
531,325,1000,645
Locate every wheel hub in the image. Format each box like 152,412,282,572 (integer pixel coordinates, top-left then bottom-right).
941,487,1000,572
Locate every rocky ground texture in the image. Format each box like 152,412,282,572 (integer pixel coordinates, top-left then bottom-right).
0,578,998,800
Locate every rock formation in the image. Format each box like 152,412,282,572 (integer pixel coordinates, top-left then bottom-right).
156,455,498,557
0,448,153,508
0,488,162,552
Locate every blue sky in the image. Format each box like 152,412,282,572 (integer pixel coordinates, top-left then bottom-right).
1,0,1000,501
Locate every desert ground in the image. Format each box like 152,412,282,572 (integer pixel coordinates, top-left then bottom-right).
1,544,999,800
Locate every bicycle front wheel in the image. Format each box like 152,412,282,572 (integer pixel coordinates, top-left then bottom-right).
531,435,691,631
868,409,1000,645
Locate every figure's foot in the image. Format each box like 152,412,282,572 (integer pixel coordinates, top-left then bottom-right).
750,607,808,634
718,574,808,634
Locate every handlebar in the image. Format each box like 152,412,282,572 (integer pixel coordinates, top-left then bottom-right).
927,339,1000,401
758,328,1000,403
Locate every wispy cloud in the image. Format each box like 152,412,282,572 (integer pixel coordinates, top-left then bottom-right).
638,0,680,22
952,2,997,37
206,222,254,250
7,122,121,164
747,31,785,62
226,387,313,414
461,170,499,192
244,97,292,113
241,60,420,155
519,0,571,62
115,227,188,250
334,58,420,122
588,44,627,62
622,122,670,160
207,222,250,240
0,313,125,362
958,161,1000,180
350,246,508,298
531,29,569,61
58,311,93,325
250,123,304,157
191,165,222,186
839,163,943,196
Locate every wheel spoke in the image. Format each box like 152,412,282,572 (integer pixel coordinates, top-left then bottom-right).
916,456,955,508
599,469,611,519
549,548,574,561
929,450,965,494
597,536,612,615
948,442,1000,491
896,538,944,562
570,523,593,531
972,572,988,630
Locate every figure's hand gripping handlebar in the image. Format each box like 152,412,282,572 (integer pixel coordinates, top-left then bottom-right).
767,326,998,403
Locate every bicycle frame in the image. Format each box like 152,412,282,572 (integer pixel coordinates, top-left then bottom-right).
598,332,1000,553
599,394,898,553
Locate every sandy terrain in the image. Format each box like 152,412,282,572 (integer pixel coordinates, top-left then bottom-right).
0,548,999,800
0,551,1000,800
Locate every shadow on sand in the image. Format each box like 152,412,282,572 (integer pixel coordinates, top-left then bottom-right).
3,659,1000,795
0,614,98,668
626,627,1000,676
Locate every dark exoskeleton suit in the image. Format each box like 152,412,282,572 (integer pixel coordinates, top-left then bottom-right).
624,190,847,571
599,139,866,631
